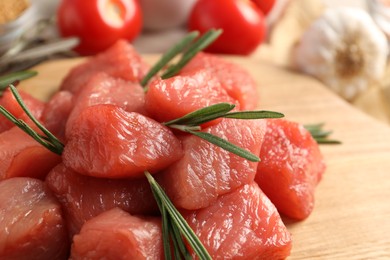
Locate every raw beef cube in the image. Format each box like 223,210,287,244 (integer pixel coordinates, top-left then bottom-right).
71,208,163,260
183,182,292,259
66,72,146,131
46,163,158,237
0,88,44,133
60,40,150,95
157,118,266,210
63,105,183,178
0,126,61,181
145,69,238,125
42,90,74,142
255,119,326,220
0,177,69,259
180,52,259,110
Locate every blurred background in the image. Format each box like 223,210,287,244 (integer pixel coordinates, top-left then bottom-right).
0,0,389,125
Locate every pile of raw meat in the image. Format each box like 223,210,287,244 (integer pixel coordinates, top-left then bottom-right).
0,40,326,259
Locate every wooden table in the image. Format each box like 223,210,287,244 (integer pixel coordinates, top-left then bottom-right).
20,56,390,259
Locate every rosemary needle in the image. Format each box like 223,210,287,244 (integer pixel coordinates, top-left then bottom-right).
304,123,341,144
170,221,192,260
223,110,285,120
151,188,173,260
187,130,260,162
0,70,37,95
164,103,235,126
145,171,212,260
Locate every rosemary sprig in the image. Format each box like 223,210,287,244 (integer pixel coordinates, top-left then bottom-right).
0,85,64,154
140,29,222,89
304,123,341,144
145,171,212,260
140,31,200,87
161,29,222,79
165,103,284,162
0,70,37,95
165,103,284,127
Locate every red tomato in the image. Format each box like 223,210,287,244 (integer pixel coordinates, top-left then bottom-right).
188,0,266,55
57,0,142,55
252,0,276,15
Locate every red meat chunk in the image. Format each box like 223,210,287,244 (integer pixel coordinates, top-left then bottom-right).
157,118,266,210
183,182,292,259
0,88,45,133
255,119,326,220
42,90,74,142
0,177,69,260
66,72,147,131
46,163,158,237
0,127,61,181
145,69,238,124
63,104,183,178
71,208,163,260
180,52,259,110
60,40,150,95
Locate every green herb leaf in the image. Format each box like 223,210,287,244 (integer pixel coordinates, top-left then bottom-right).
170,220,192,259
149,186,172,260
171,233,183,260
168,124,201,132
308,129,333,138
0,70,37,95
312,138,341,144
161,205,173,260
186,130,260,162
303,123,324,132
164,103,235,126
304,123,341,144
140,31,200,88
161,29,223,79
223,110,284,120
145,172,212,260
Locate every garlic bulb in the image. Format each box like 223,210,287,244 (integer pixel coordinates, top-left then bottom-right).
293,7,389,101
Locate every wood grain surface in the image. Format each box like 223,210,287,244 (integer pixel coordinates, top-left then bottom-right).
19,56,390,259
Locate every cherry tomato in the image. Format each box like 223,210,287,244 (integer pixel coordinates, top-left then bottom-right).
57,0,142,55
252,0,276,15
188,0,266,55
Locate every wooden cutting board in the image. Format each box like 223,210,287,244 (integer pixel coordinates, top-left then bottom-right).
19,56,390,259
